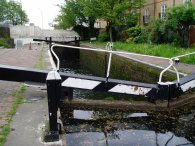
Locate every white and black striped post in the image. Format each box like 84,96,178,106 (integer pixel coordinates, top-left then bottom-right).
45,71,61,142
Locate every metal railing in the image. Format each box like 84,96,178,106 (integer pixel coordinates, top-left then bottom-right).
159,52,195,84
50,43,195,84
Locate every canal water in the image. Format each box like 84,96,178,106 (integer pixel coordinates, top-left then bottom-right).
59,50,195,146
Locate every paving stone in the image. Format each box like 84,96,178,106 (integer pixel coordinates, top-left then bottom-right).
0,45,42,134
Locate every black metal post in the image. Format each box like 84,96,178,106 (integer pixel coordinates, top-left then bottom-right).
75,36,77,46
45,71,61,142
104,52,108,91
104,53,107,78
61,87,73,101
78,37,80,47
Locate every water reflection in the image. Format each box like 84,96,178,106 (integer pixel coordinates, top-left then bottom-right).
59,52,195,146
62,109,195,146
65,131,193,146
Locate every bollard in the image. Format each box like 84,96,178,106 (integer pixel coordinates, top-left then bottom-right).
45,71,61,142
29,42,32,50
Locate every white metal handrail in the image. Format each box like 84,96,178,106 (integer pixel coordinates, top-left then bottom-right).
106,42,113,79
51,44,60,71
50,43,170,72
158,58,180,84
50,43,170,76
51,43,195,84
158,52,195,84
51,44,169,61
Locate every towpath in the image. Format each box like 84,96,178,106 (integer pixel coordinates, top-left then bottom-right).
0,44,64,146
0,44,41,132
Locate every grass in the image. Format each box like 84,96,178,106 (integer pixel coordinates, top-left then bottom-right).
105,96,114,101
9,85,26,115
0,38,11,49
0,84,26,146
82,41,195,64
35,48,45,69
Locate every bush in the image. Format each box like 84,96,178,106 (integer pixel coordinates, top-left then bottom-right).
126,26,148,43
127,26,143,37
148,19,173,44
117,29,129,41
126,37,134,43
0,38,11,48
98,32,109,42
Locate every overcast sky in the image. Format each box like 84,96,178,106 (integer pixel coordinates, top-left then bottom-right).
16,0,64,29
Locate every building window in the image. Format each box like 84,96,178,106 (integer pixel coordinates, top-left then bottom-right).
143,9,150,24
160,4,167,20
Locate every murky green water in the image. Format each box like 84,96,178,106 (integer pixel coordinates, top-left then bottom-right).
60,51,195,146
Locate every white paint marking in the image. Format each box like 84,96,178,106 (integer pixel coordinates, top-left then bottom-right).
127,113,148,118
62,78,101,90
109,84,151,95
46,71,61,80
181,80,195,92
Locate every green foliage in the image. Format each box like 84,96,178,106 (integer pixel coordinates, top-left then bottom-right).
9,84,26,116
117,29,129,41
98,32,109,42
126,26,148,43
105,96,114,101
0,84,26,146
127,26,142,37
0,38,11,48
0,0,28,25
92,0,145,41
55,0,98,37
148,19,167,44
148,2,195,47
55,0,145,41
0,125,10,146
54,0,86,29
35,48,45,69
84,41,195,64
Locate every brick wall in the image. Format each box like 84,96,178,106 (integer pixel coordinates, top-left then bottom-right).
140,0,195,25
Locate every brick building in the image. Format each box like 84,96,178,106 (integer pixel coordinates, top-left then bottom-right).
140,0,195,25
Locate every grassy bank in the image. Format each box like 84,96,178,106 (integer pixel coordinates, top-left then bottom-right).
82,41,195,64
0,84,26,146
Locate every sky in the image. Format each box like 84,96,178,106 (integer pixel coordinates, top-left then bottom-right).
15,0,64,29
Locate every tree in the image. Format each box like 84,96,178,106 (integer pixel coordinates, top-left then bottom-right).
0,0,8,22
55,0,98,38
55,0,87,29
165,2,195,47
55,0,145,41
148,2,195,47
0,0,28,25
79,0,100,38
89,0,145,41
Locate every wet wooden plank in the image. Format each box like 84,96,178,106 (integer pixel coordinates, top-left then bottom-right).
60,94,195,112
